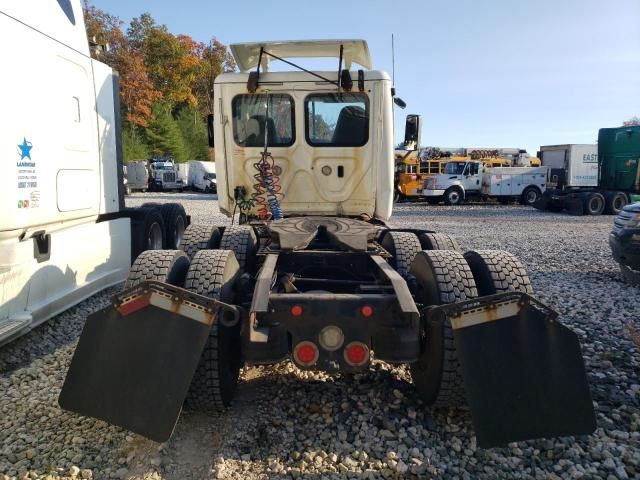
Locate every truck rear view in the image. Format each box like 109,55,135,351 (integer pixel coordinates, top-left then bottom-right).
60,39,596,448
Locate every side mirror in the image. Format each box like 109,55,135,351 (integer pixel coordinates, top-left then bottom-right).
403,114,421,151
394,97,407,109
207,114,214,148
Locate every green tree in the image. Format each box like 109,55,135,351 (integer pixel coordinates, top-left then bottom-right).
122,125,150,160
145,103,188,161
176,107,210,160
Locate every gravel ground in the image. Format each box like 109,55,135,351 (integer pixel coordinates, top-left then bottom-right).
1,193,639,480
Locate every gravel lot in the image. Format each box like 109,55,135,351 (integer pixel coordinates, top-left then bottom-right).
1,193,639,480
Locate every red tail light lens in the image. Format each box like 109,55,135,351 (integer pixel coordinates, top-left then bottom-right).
361,305,374,317
291,305,303,317
293,341,318,366
344,342,370,366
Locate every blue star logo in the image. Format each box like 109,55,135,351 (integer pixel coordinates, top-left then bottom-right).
18,138,33,160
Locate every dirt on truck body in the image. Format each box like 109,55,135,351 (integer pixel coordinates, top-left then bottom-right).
60,39,596,448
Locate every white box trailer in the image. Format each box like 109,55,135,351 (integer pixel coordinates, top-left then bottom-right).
539,144,598,188
124,160,149,192
0,1,187,344
187,160,217,192
176,162,190,186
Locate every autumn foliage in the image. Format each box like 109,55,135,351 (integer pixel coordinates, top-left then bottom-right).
82,2,235,160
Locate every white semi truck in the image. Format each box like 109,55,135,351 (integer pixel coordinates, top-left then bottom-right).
148,157,185,191
423,160,548,205
0,1,187,344
60,39,594,448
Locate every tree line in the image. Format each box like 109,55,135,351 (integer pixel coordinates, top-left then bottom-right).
83,2,235,162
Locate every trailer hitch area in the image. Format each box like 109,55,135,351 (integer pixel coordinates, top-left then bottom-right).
425,292,596,448
59,281,242,443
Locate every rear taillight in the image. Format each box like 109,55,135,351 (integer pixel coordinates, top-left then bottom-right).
344,342,370,367
293,341,318,367
361,305,373,317
291,305,303,317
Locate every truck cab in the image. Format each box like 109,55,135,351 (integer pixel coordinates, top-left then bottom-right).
148,158,184,191
423,160,483,204
0,1,182,344
214,40,394,220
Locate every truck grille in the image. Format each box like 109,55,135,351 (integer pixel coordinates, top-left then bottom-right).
612,211,634,234
163,172,176,183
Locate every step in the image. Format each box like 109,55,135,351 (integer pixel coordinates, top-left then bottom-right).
0,317,31,344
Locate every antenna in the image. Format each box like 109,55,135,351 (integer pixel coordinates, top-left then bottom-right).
391,33,395,86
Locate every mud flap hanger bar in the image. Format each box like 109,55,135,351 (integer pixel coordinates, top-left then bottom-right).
247,45,364,93
114,280,242,327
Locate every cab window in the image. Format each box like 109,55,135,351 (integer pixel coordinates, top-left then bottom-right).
445,162,467,175
232,94,295,147
305,93,369,147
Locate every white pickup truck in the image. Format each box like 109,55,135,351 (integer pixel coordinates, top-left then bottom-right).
423,160,548,205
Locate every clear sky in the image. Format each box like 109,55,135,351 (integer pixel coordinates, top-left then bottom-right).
91,0,640,154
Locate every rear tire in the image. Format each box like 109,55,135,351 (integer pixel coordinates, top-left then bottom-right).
605,191,628,215
463,250,533,295
584,192,605,215
419,232,461,251
130,207,166,262
157,203,188,250
409,250,477,407
183,250,241,412
380,231,422,278
124,249,190,289
444,187,463,206
520,186,541,206
180,224,222,259
219,225,258,273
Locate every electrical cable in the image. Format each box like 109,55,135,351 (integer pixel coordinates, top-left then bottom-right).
252,95,283,220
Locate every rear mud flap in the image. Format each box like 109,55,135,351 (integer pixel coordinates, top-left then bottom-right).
427,292,596,448
59,281,239,443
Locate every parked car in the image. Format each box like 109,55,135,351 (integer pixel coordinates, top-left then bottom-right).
610,202,640,286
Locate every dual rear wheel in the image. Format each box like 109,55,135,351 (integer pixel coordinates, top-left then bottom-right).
382,230,533,408
125,224,256,414
127,226,533,413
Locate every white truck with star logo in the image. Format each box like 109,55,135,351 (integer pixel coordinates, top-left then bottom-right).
0,1,188,344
